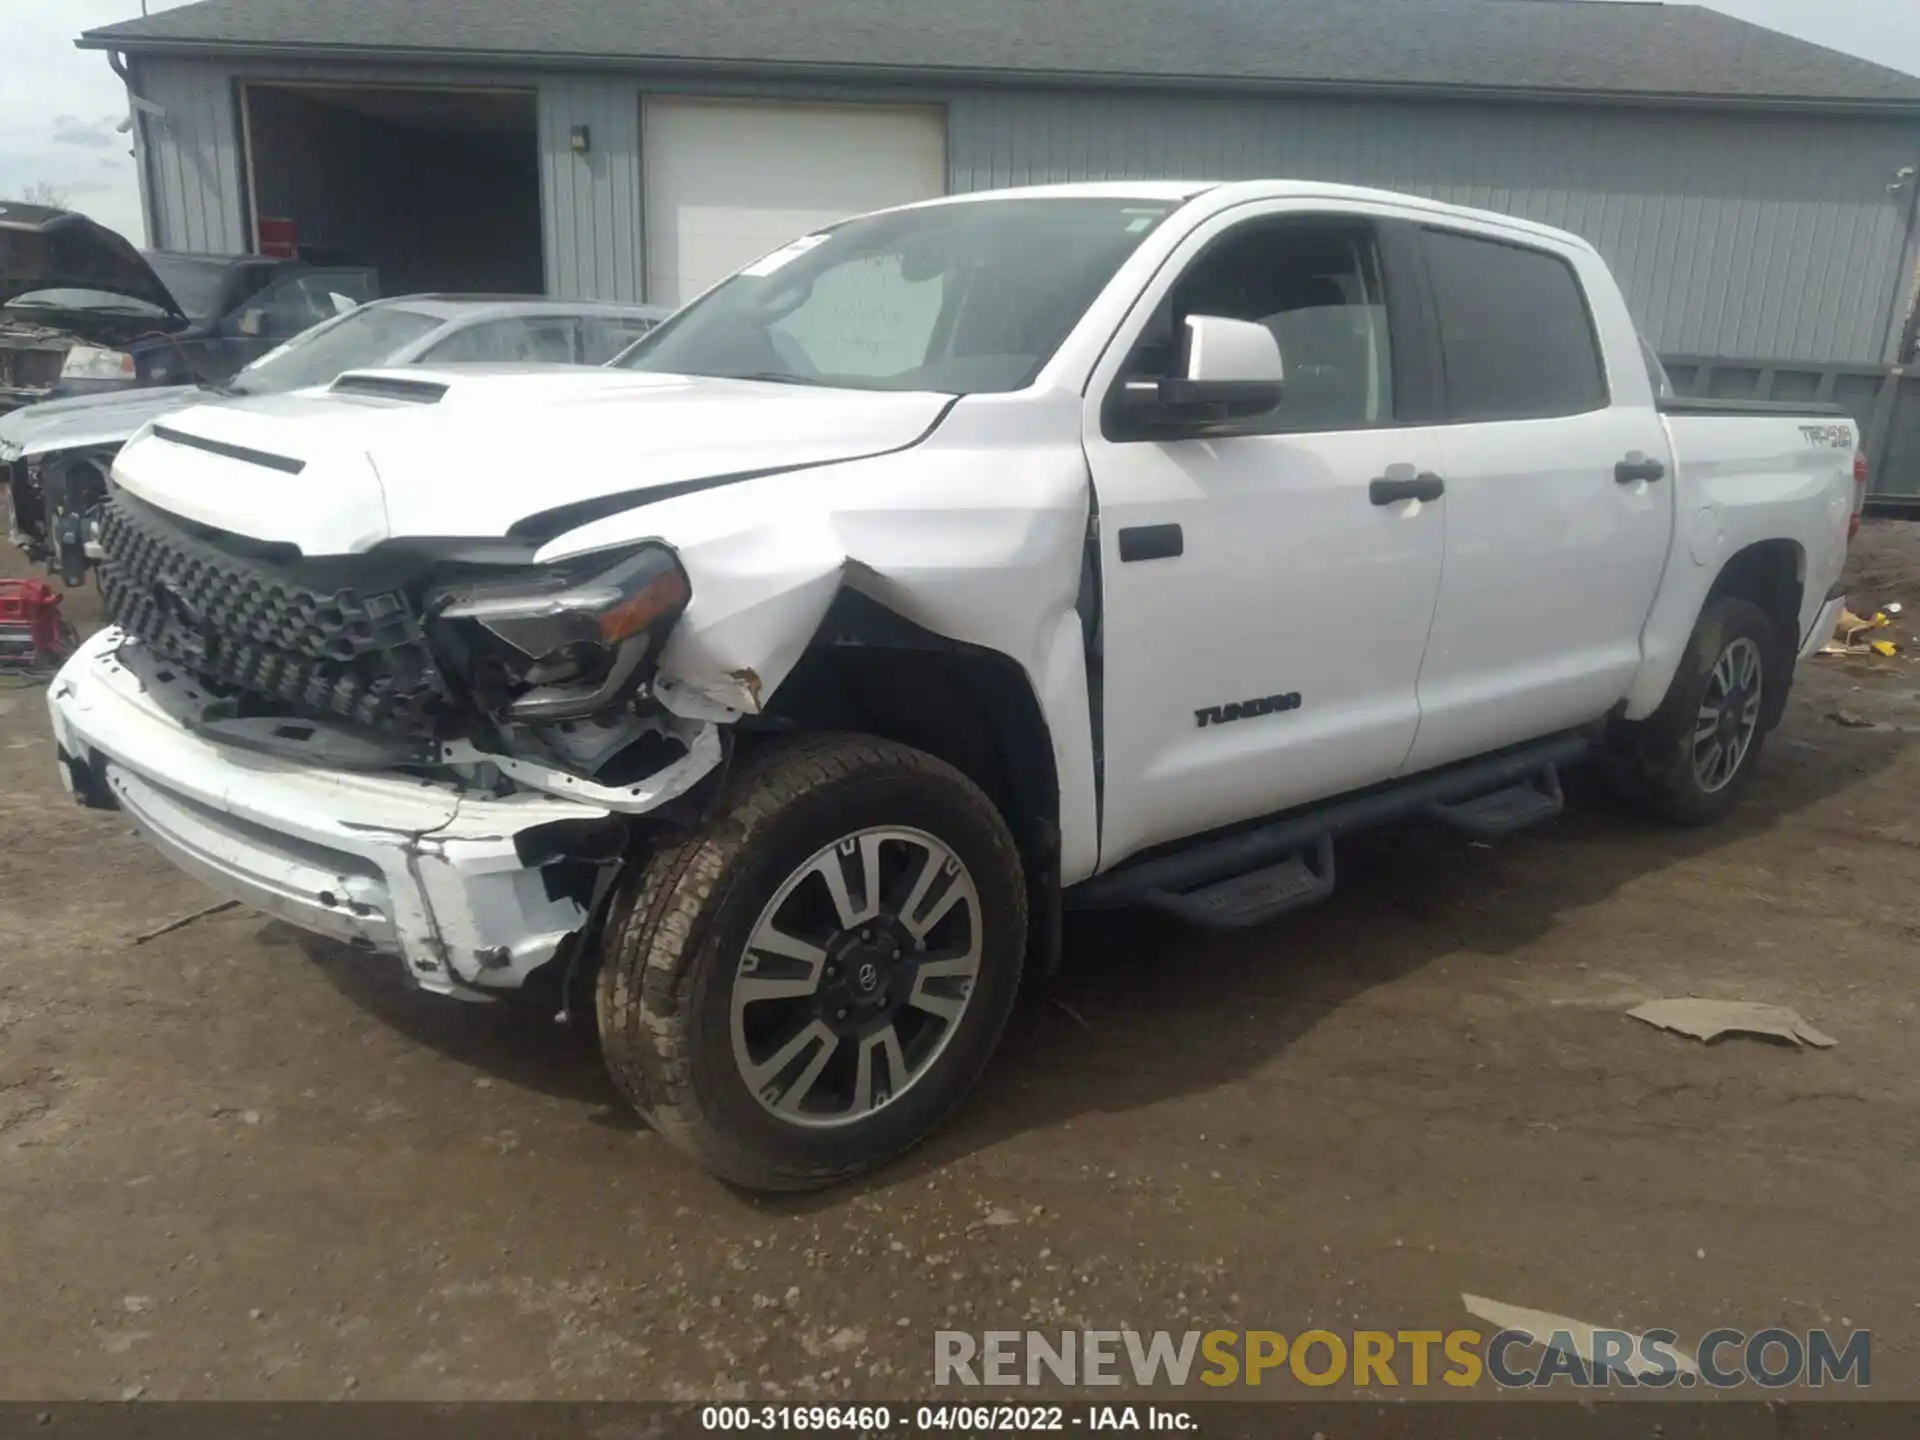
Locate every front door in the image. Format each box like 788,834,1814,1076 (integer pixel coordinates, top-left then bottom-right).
1082,209,1452,872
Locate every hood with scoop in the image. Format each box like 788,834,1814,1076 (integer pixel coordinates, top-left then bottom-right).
109,365,955,555
0,202,185,319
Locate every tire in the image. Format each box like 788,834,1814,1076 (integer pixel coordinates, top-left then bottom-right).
597,733,1027,1191
1609,596,1777,827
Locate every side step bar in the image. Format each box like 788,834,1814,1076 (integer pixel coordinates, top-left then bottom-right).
1145,835,1335,932
1425,767,1564,840
1068,731,1591,927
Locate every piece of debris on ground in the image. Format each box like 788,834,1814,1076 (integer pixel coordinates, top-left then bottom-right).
1820,607,1899,658
1461,1294,1699,1379
131,899,240,946
1628,998,1837,1049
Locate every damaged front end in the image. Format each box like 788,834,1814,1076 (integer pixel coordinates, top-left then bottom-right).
52,489,730,996
96,489,716,794
3,443,117,583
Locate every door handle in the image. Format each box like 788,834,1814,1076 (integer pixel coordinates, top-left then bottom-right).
1118,523,1184,562
1615,453,1667,484
1370,472,1445,506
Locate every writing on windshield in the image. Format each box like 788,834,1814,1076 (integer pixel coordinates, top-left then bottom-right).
616,198,1179,395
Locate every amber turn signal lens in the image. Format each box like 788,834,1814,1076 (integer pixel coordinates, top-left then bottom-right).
596,567,691,645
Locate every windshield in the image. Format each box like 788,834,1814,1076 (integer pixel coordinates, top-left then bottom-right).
142,253,230,321
6,287,170,317
225,304,440,396
615,197,1181,394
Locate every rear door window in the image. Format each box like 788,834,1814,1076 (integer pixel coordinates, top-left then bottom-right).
1420,228,1607,422
424,317,581,364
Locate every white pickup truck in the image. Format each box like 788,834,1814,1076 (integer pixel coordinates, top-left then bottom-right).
47,180,1862,1190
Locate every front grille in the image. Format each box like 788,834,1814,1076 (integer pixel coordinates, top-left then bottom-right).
0,347,64,391
99,492,454,736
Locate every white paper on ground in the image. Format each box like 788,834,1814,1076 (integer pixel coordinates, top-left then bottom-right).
1461,1294,1700,1379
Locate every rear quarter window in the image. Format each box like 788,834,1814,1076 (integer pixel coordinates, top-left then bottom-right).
1421,228,1608,422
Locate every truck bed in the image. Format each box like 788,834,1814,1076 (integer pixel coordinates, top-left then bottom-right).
1658,396,1849,419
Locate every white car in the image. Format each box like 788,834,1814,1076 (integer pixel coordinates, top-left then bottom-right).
45,181,1862,1190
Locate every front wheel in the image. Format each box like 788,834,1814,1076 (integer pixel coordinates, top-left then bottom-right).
1608,595,1778,826
597,734,1027,1191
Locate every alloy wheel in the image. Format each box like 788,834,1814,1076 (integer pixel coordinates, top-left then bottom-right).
731,826,982,1129
1692,636,1764,793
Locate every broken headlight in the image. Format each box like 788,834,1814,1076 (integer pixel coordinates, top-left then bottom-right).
428,545,691,724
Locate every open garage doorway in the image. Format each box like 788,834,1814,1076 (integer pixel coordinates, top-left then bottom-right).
241,84,543,296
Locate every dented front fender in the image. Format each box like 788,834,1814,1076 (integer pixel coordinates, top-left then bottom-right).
530,398,1104,880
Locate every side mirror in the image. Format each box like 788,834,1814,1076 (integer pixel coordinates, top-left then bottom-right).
1119,315,1285,434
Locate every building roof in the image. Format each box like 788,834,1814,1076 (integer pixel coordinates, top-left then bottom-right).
78,0,1920,111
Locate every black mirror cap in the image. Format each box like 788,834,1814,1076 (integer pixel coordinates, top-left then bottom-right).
1156,376,1284,413
1108,376,1284,440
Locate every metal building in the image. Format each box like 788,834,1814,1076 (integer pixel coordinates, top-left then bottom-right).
82,0,1920,363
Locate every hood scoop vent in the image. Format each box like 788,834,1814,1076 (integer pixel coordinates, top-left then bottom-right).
330,373,449,404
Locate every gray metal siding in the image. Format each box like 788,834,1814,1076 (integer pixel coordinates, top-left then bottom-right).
121,55,1920,362
129,56,248,254
948,92,1920,363
538,75,644,301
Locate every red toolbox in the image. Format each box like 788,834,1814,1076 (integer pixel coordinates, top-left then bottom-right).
0,578,75,672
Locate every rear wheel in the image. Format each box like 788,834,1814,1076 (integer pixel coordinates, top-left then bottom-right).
1607,595,1777,826
596,733,1027,1191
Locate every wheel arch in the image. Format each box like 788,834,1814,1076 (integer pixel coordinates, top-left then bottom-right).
1704,538,1805,729
1625,534,1809,725
749,587,1065,975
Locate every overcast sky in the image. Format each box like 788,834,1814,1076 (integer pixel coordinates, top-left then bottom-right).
2,0,1917,247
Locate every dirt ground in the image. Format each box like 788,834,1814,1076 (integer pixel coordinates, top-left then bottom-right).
3,524,1920,1404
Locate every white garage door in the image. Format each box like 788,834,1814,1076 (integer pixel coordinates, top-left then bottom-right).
641,97,947,306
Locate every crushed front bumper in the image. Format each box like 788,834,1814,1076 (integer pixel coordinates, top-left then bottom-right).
47,628,619,997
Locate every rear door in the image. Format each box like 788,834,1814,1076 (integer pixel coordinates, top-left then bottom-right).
1404,224,1674,774
1083,206,1452,871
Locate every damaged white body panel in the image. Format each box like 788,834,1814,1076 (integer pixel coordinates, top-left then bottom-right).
99,369,1102,882
538,395,1102,878
49,629,627,995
